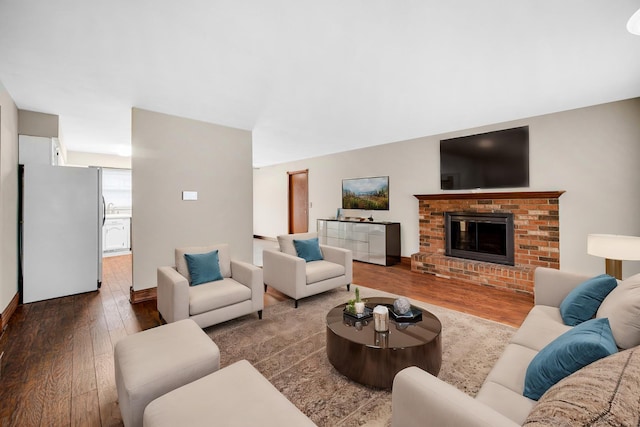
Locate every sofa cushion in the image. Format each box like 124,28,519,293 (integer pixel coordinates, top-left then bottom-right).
188,278,251,316
184,250,223,286
523,318,618,400
523,346,640,426
476,381,536,426
483,343,538,395
596,273,640,349
509,306,572,352
305,260,345,284
277,232,317,257
559,274,617,326
293,237,324,262
176,244,232,282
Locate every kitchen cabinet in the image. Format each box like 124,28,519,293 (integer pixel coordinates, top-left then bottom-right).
19,135,64,165
103,217,130,253
317,219,401,266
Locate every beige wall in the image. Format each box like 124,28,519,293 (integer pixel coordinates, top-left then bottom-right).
131,108,253,291
18,109,58,138
66,151,132,169
254,97,640,278
0,82,19,314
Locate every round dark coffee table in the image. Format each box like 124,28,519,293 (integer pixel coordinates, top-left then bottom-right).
326,297,442,389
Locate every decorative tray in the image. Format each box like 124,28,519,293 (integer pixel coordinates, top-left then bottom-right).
343,306,373,320
386,305,423,322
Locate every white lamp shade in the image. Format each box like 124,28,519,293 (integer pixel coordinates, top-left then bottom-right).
587,234,640,261
628,8,640,35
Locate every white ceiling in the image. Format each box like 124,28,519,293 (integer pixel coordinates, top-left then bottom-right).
1,1,639,167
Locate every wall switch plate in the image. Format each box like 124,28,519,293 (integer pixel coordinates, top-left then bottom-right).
182,191,198,201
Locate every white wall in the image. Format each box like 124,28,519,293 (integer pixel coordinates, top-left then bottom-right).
132,108,253,291
255,98,640,278
0,82,19,314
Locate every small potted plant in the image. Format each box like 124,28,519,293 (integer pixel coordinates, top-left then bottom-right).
354,287,365,315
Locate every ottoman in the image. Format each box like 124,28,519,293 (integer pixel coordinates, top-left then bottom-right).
114,319,220,427
143,359,316,427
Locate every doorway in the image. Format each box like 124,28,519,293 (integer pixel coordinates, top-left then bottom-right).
288,169,308,234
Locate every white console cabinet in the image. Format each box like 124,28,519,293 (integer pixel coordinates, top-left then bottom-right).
317,219,400,266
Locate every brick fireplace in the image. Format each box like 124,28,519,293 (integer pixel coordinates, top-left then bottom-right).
411,191,564,294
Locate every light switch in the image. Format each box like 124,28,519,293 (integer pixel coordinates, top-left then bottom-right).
182,191,198,201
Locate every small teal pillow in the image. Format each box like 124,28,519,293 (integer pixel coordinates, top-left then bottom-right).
523,317,618,400
559,274,617,326
184,250,223,286
293,238,324,262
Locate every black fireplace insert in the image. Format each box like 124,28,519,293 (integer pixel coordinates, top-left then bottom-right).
444,212,515,265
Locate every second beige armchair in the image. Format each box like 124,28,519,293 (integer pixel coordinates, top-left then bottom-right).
157,243,263,328
262,232,353,308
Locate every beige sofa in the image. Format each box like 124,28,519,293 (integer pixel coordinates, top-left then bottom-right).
391,267,623,427
263,232,352,307
157,244,264,328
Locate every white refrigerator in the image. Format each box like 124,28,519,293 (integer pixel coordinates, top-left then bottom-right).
20,164,103,303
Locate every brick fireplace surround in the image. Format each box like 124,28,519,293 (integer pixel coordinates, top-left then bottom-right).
411,191,565,294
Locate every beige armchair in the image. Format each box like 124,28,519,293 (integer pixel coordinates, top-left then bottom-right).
157,243,263,328
263,232,353,308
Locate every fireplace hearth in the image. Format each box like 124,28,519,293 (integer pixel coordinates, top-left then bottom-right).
445,212,514,265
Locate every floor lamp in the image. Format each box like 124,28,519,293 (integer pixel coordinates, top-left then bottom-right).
587,234,640,280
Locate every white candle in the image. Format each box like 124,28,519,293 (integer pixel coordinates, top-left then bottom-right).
373,305,389,332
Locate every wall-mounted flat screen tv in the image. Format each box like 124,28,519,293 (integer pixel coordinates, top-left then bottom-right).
342,176,389,210
440,126,529,190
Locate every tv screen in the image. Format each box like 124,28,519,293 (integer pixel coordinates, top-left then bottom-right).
342,176,389,210
440,126,529,190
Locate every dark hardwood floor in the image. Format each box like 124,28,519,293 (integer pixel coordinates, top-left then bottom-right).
0,254,532,426
353,259,533,327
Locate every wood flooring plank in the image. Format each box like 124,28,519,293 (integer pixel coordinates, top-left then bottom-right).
72,326,97,396
100,292,127,333
10,363,45,427
71,390,101,427
39,351,72,426
39,395,70,427
91,315,114,358
95,352,122,427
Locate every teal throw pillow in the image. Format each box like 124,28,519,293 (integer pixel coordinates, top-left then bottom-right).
293,238,324,262
523,317,618,400
184,250,223,286
559,274,617,326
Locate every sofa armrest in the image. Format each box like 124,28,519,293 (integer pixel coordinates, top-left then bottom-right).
231,260,264,311
262,248,306,297
534,267,592,307
392,367,519,427
157,266,190,323
320,245,353,283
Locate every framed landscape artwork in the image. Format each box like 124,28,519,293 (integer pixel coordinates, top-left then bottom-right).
342,176,389,210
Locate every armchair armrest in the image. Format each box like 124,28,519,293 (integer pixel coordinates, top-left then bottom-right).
534,267,592,307
392,367,519,427
157,266,189,323
231,260,264,311
262,248,306,297
320,245,353,282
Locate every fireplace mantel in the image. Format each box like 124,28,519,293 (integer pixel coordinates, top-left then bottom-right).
414,191,565,201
